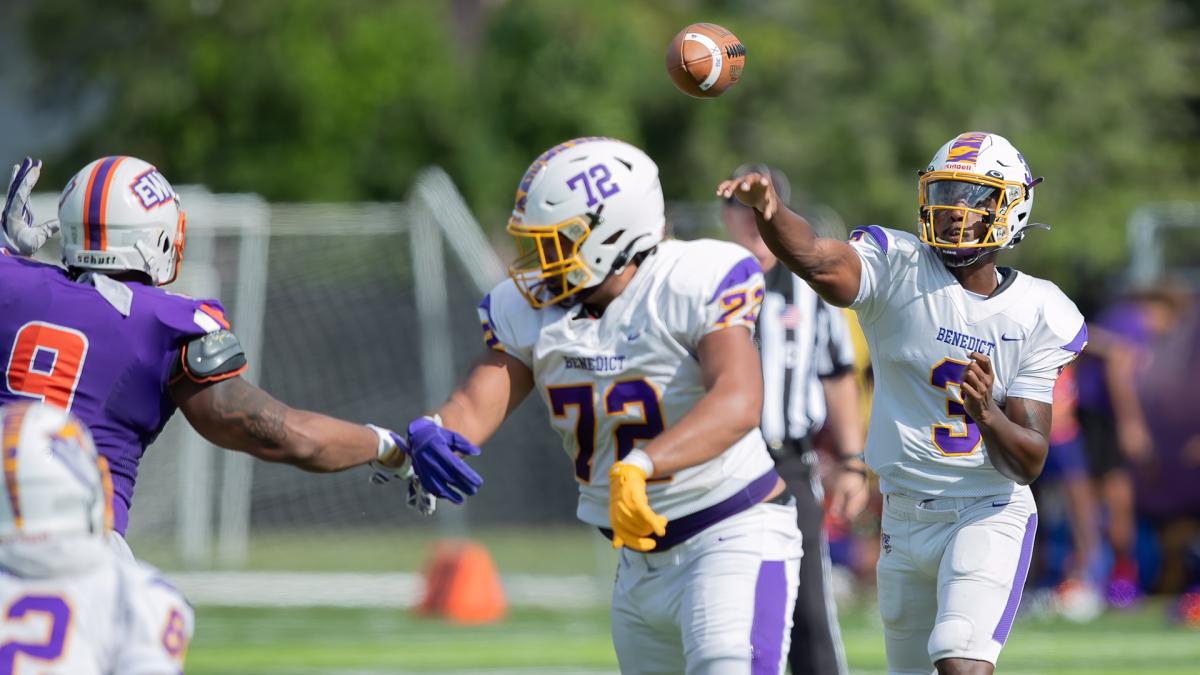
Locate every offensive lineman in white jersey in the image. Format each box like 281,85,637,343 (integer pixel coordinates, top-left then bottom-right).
719,132,1086,675
395,137,803,674
0,401,193,674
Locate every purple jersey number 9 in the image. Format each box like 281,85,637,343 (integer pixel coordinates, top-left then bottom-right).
0,595,71,671
566,164,621,208
929,358,983,456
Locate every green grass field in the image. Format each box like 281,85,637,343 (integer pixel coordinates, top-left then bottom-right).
132,527,1198,673
186,602,1199,675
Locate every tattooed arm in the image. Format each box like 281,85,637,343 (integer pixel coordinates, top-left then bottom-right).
170,376,378,471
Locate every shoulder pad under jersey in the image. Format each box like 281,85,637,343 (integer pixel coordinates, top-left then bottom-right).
171,329,247,384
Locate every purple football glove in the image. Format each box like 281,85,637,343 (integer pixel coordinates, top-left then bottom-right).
407,416,482,504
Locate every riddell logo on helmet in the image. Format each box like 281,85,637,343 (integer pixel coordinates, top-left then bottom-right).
943,163,976,171
130,169,174,211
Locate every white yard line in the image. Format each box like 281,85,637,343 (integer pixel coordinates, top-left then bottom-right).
168,571,608,609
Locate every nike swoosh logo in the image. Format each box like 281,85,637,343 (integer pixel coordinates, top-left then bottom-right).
1001,334,1023,342
626,332,641,342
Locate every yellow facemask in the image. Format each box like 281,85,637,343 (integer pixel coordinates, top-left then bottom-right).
918,170,1027,254
506,213,596,308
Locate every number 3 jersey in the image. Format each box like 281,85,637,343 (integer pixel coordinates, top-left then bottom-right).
847,226,1087,498
0,550,193,674
480,239,777,528
0,250,241,535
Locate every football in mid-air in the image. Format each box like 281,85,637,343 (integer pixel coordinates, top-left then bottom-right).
665,23,746,99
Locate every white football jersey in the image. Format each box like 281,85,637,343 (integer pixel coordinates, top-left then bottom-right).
0,556,192,674
480,239,777,527
848,226,1086,498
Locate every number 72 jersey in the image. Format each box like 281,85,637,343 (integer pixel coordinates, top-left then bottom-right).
847,226,1087,498
480,239,778,528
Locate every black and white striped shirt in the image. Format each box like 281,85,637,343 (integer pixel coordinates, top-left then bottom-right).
756,261,855,450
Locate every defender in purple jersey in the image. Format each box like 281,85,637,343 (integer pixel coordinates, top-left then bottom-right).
0,156,449,547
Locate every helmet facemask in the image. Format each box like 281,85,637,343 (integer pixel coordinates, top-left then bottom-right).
507,210,598,308
919,170,1035,267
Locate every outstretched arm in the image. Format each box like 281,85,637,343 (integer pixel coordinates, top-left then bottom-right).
959,352,1051,484
434,349,535,446
171,375,382,472
716,172,862,307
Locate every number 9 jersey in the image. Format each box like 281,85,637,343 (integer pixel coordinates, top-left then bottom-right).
479,239,777,528
848,226,1087,498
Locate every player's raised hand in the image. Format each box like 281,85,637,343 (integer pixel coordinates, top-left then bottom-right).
961,352,1000,424
608,462,668,552
2,157,60,255
715,171,781,220
406,416,483,504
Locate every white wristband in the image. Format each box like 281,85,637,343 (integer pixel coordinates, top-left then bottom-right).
366,424,411,476
622,449,655,478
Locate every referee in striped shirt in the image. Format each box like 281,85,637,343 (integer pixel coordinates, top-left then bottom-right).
722,164,870,675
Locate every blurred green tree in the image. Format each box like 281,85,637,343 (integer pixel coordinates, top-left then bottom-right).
23,0,470,201
21,0,1198,288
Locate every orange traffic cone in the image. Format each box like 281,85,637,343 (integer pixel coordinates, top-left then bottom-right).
417,540,507,624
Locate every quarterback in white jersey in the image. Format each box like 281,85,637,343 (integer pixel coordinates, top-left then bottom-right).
720,131,1085,675
402,137,802,674
0,401,193,675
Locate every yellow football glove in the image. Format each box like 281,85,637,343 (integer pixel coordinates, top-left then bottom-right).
608,459,668,552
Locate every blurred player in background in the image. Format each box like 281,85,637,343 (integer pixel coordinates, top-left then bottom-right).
0,400,192,674
721,163,867,675
399,137,803,674
0,157,431,558
1034,362,1104,621
720,131,1086,675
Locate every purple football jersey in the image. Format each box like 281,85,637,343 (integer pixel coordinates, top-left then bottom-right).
0,251,232,534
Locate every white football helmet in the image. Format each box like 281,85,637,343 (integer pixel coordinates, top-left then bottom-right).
58,156,186,286
918,132,1043,266
507,137,666,308
0,401,112,541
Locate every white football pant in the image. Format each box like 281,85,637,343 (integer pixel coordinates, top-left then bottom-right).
611,501,803,675
877,487,1038,674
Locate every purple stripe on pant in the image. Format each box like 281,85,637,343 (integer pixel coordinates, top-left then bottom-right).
992,512,1038,644
751,559,788,675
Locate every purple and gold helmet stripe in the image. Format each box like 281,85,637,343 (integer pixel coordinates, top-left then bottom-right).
511,136,611,221
2,404,30,530
946,131,989,166
82,156,127,251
